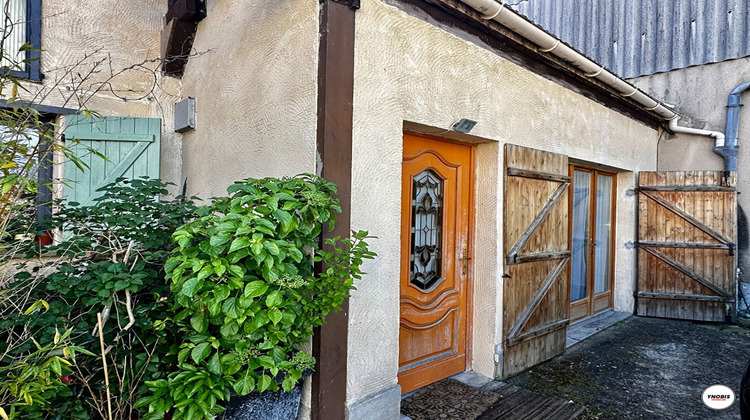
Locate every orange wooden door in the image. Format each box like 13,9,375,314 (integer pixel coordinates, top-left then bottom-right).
398,133,474,394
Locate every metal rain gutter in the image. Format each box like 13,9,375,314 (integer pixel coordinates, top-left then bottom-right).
457,0,677,121
717,82,750,171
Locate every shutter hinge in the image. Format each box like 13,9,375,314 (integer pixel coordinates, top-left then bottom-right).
729,243,735,256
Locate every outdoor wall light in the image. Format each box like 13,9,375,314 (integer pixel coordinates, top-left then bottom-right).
451,118,477,134
174,97,196,133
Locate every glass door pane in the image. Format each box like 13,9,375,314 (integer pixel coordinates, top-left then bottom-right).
570,170,591,303
593,174,613,294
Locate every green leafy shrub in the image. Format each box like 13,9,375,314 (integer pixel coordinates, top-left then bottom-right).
0,178,198,419
139,174,375,420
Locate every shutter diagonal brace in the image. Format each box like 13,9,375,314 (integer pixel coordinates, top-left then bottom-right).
79,140,151,207
506,176,570,265
506,257,570,346
640,246,732,298
641,190,733,247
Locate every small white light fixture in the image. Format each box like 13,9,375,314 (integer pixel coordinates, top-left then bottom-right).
451,118,477,134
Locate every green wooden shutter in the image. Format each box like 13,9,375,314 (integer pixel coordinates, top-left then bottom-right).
64,116,161,206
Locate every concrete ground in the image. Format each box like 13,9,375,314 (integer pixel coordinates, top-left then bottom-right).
507,316,750,419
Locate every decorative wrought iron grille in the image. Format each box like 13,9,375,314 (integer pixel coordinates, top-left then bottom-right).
410,169,444,291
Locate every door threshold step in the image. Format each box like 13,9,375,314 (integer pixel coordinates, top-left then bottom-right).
566,310,630,348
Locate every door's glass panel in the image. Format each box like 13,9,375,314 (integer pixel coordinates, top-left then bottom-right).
570,170,591,302
594,174,613,295
410,169,444,291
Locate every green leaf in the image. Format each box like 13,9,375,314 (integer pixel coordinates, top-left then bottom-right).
207,353,222,375
281,310,296,325
181,277,201,297
227,264,245,278
229,237,251,253
236,225,253,235
233,371,256,396
222,297,239,318
288,247,304,263
257,375,273,393
197,265,213,281
191,342,211,364
274,209,294,233
220,321,239,337
210,233,232,247
269,308,282,325
214,285,230,301
282,376,297,392
265,290,282,307
190,311,207,333
244,281,269,299
262,240,280,255
114,279,130,291
178,348,190,364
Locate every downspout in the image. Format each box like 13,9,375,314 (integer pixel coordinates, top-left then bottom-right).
716,82,750,171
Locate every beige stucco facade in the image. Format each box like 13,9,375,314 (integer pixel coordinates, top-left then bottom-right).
178,0,320,198
9,0,671,418
631,57,750,288
346,1,659,416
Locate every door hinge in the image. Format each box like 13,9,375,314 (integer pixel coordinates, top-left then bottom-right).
459,248,472,275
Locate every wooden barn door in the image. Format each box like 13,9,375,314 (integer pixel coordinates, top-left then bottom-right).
637,171,737,322
503,144,571,377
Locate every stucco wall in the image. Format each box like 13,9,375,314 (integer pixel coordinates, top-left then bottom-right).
177,0,319,199
348,0,659,412
632,57,750,288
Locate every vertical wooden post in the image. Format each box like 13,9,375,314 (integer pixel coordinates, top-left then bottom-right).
313,1,357,419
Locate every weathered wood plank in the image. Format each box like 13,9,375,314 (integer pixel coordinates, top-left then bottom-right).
506,258,569,345
640,246,731,298
507,318,569,346
641,190,733,247
506,182,570,264
639,185,735,192
478,390,536,419
549,401,588,419
674,171,687,319
637,241,729,249
527,400,576,420
637,292,735,302
510,250,571,264
507,167,571,183
494,393,554,419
